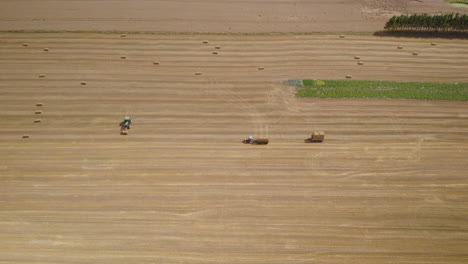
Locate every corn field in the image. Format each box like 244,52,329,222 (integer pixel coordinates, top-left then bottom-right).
384,13,468,32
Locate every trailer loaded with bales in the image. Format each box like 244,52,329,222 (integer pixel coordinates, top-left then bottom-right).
305,131,325,143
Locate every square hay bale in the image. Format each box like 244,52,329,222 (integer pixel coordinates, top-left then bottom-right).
22,43,29,47
354,56,360,60
38,74,45,78
345,75,352,79
431,42,436,46
195,72,202,75
22,135,29,139
312,131,325,140
258,67,264,70
36,103,43,106
398,46,403,49
120,34,127,37
120,56,127,59
215,46,221,49
153,61,160,65
34,119,41,123
35,110,42,114
212,51,218,55
203,40,209,44
339,35,345,38
357,61,364,65
80,81,87,85
43,48,49,51
412,52,418,56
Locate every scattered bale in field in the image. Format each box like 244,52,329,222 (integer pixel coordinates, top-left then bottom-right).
43,48,49,51
215,46,221,49
340,35,345,38
203,40,209,44
38,74,45,78
357,61,364,65
345,75,352,79
195,72,202,75
36,103,43,106
258,67,264,70
120,34,126,37
153,61,160,65
412,52,418,56
22,43,29,47
81,81,87,85
431,42,436,46
22,135,29,139
212,51,218,55
35,110,42,114
354,56,360,60
398,46,403,49
34,119,41,123
120,56,127,59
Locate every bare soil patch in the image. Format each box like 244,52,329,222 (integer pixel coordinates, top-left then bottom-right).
0,0,466,32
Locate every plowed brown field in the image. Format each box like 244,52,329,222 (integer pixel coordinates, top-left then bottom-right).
0,0,466,32
1,33,468,263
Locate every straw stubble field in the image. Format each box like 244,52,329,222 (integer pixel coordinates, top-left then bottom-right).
1,33,468,263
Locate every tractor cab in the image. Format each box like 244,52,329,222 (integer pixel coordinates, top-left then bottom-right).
123,116,132,128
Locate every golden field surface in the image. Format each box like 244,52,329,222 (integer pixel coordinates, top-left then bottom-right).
0,33,468,263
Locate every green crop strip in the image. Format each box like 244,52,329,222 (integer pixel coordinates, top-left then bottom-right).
294,80,468,101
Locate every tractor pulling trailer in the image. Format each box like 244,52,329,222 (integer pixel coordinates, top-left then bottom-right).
242,132,325,145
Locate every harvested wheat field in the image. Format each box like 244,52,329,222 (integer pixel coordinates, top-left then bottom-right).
1,33,468,263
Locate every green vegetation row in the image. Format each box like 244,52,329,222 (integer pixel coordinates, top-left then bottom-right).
0,29,372,36
384,13,468,32
446,0,468,7
294,80,468,101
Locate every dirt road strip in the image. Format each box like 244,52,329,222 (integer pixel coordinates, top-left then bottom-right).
1,33,468,263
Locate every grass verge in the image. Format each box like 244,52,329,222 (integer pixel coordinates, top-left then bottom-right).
295,80,468,101
445,0,468,7
0,29,373,36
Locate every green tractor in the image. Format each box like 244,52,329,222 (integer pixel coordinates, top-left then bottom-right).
120,116,132,135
